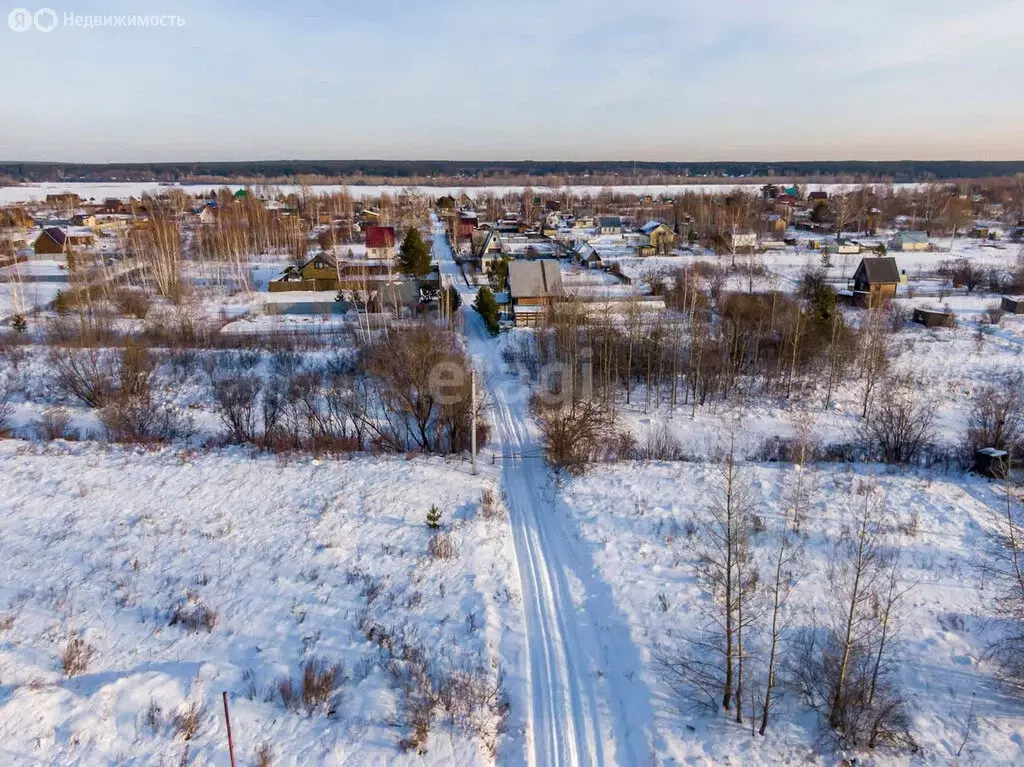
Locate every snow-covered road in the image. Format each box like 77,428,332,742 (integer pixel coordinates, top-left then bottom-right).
431,218,657,766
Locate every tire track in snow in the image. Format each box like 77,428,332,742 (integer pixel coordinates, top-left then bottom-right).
432,218,656,766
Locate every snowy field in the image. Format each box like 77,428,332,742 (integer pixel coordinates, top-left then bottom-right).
559,461,1024,765
0,279,67,321
0,442,523,766
0,181,926,205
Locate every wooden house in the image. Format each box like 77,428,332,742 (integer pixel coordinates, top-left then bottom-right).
270,253,341,292
597,216,622,235
32,227,70,255
851,257,901,300
98,198,126,215
764,214,788,234
573,242,602,267
457,212,477,240
508,260,564,326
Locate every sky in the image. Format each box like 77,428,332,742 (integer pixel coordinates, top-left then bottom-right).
1,0,1022,162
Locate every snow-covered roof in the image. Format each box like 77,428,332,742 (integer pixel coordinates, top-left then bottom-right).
892,230,929,243
508,260,563,299
638,220,666,235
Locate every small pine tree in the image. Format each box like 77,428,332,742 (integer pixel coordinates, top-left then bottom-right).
53,290,70,315
10,313,27,333
398,227,431,276
426,505,442,530
474,287,500,335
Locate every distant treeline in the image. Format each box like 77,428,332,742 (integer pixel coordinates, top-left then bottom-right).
2,159,1023,185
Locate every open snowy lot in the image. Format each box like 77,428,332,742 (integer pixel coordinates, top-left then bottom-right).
559,461,1024,765
0,443,522,766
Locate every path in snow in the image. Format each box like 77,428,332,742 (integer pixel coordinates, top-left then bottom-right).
431,218,659,766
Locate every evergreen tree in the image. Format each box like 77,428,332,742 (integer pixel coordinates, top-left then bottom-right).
474,286,500,335
398,227,431,276
426,504,441,530
10,313,26,333
488,257,511,292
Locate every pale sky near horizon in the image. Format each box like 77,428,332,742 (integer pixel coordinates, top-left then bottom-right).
1,0,1022,162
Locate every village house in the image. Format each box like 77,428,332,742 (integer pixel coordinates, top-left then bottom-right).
850,256,901,302
457,211,477,241
31,226,95,260
199,205,219,225
474,228,504,272
889,230,930,251
597,216,622,235
32,227,70,255
763,213,788,235
97,198,126,215
271,253,341,292
638,221,676,253
571,241,602,268
71,213,97,228
357,208,382,227
729,232,757,252
365,226,396,260
508,259,564,326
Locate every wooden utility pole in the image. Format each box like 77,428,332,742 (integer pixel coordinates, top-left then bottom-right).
222,691,236,767
471,369,477,474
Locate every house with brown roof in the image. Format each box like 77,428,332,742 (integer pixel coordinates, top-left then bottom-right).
32,227,70,255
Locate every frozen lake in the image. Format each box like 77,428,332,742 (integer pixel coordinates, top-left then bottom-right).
0,180,927,204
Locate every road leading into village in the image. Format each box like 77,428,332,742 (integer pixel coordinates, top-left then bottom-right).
430,218,656,766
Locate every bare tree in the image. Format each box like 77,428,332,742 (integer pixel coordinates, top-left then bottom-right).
966,374,1023,454
758,418,809,734
859,308,891,418
985,472,1024,691
791,480,916,750
759,505,800,735
860,376,936,464
828,482,889,730
664,430,761,716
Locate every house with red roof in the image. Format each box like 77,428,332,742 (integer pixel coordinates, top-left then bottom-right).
364,226,396,260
